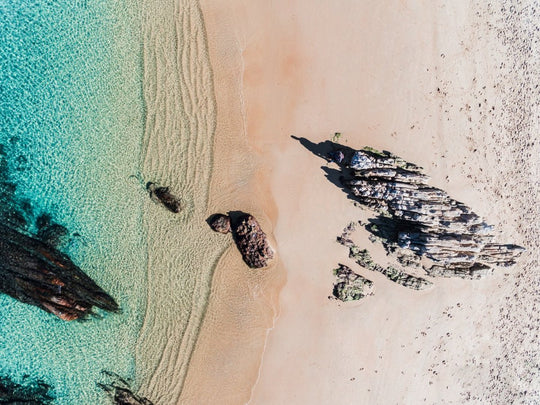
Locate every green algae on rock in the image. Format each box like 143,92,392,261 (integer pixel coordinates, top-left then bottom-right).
332,264,373,301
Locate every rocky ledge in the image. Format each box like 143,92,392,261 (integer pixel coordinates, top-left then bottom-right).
332,145,524,280
209,213,274,268
338,223,432,290
294,136,524,295
0,221,118,321
331,264,374,301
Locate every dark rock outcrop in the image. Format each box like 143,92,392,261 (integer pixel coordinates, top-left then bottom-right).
332,264,374,301
0,375,53,404
98,371,153,405
231,214,274,269
208,214,231,234
0,222,119,321
146,182,181,213
0,144,118,320
208,213,274,268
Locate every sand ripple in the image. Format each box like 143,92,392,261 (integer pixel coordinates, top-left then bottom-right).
134,1,228,403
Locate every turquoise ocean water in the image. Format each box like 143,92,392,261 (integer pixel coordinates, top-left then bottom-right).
0,0,147,403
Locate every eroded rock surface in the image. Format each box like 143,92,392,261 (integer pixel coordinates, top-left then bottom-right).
294,137,524,291
340,147,524,278
332,264,374,301
338,223,431,290
232,214,274,269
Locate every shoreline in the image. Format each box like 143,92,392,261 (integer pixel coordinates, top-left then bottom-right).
178,1,285,403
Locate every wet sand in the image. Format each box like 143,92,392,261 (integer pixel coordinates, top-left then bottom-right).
185,1,538,404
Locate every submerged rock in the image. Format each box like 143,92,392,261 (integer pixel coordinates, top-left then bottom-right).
209,214,231,234
0,222,118,321
146,182,182,213
231,214,274,269
332,264,374,301
0,375,53,404
36,213,71,248
98,371,153,405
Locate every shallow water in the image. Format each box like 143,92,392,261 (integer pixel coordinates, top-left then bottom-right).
0,0,147,403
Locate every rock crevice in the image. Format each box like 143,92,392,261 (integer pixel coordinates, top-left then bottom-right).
339,147,524,278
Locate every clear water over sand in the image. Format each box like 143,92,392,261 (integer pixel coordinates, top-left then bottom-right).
0,0,232,403
0,1,146,403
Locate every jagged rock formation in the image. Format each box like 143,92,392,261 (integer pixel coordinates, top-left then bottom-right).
349,245,432,290
209,213,274,268
338,222,432,290
231,214,274,268
98,371,153,405
0,145,118,320
208,213,231,234
333,146,524,279
0,375,53,404
0,222,119,321
146,182,182,213
332,264,374,301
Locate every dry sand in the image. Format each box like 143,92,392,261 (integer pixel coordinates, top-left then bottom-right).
183,1,538,404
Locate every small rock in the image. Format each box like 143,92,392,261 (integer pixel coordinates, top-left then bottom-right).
98,371,153,405
209,214,231,234
328,150,345,164
332,264,373,301
146,182,181,213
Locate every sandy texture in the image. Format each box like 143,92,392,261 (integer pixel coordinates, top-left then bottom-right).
134,1,232,404
179,2,285,404
190,0,539,404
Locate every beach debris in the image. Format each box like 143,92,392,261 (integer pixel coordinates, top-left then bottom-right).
208,212,274,268
0,221,119,321
146,182,182,213
0,375,54,404
98,371,153,405
331,264,373,301
208,213,231,234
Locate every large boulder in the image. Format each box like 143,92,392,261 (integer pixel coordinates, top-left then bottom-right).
232,214,274,269
339,147,524,279
98,371,153,405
